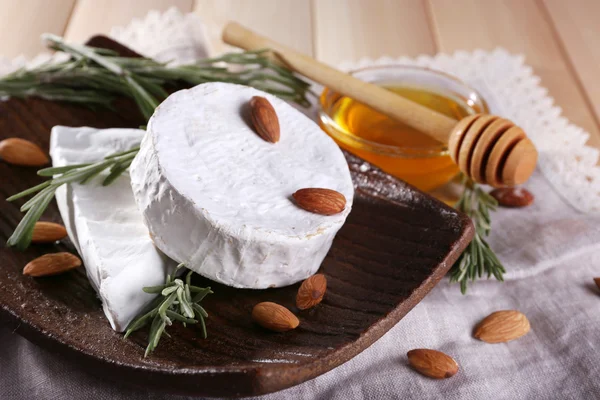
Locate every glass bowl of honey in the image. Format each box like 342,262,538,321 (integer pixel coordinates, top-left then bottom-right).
318,65,488,192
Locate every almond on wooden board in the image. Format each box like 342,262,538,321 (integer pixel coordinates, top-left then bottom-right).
407,349,459,379
31,222,68,243
249,96,280,143
0,138,49,166
23,252,81,277
252,302,299,332
292,188,346,215
489,187,534,208
296,274,327,310
474,310,530,343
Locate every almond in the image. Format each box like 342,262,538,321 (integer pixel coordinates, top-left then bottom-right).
31,222,68,243
296,273,327,310
407,349,459,379
594,277,600,290
474,310,530,343
489,187,534,208
252,301,299,332
0,138,49,166
249,96,280,143
23,252,81,277
293,188,346,215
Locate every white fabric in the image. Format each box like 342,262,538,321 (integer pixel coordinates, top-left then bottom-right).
2,8,600,400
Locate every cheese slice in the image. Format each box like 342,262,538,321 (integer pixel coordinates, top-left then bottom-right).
130,83,354,289
50,126,176,332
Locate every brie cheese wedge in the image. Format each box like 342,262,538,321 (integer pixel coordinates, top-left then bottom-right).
130,83,354,289
50,126,176,332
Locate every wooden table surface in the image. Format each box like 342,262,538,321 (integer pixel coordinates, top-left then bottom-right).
1,0,599,150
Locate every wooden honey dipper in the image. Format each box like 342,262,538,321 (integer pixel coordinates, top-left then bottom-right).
223,22,538,187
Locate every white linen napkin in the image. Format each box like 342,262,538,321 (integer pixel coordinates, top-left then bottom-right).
2,8,599,400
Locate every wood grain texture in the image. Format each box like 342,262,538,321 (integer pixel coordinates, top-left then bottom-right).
194,0,314,56
0,0,75,58
542,0,600,132
428,0,600,149
0,37,473,397
63,0,194,43
313,0,437,65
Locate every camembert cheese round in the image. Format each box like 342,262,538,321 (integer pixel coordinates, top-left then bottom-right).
130,83,353,289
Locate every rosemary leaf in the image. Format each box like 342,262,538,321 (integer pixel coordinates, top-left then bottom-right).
7,187,57,250
161,285,178,296
143,284,171,294
185,284,192,304
6,180,51,202
137,76,170,100
102,156,134,186
158,293,177,317
124,75,160,120
104,147,140,159
199,316,207,339
165,310,197,324
470,240,479,269
78,165,108,185
185,270,193,286
192,303,209,319
124,307,158,338
20,185,57,212
51,159,113,185
44,34,124,75
125,265,211,357
145,314,165,357
191,288,213,303
177,287,194,319
450,176,505,294
38,163,91,176
189,285,210,293
153,319,167,349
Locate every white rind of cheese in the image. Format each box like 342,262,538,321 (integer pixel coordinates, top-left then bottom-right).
130,83,354,289
50,126,176,332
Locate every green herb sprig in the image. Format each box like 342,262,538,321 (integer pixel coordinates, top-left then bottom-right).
6,147,139,250
0,34,312,119
4,34,311,250
449,176,505,293
125,264,213,357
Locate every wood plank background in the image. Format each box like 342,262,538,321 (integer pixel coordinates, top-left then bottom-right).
1,0,598,149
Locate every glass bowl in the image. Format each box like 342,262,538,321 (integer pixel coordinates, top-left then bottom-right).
318,65,488,192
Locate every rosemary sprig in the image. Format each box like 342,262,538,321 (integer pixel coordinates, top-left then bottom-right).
0,34,312,120
6,147,140,250
449,176,505,293
4,34,311,250
125,264,213,357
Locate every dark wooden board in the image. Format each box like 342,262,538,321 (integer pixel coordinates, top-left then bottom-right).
0,37,473,397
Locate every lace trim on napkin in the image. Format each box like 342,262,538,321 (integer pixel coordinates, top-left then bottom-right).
109,8,210,65
0,8,208,76
1,8,598,213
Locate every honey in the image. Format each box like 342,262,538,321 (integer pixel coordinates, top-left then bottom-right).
318,68,487,192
